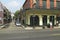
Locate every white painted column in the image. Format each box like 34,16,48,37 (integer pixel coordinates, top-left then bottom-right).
47,16,50,24
39,15,43,26
28,15,30,25
54,15,56,25
25,18,27,25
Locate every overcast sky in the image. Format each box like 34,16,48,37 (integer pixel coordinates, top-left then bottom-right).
0,0,25,13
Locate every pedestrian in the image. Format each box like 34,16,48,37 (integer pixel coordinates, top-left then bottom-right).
56,21,58,26
50,22,52,30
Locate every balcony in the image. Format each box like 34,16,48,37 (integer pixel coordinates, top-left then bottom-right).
24,8,60,15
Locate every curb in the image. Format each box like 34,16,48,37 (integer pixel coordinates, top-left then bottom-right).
54,27,60,29
25,27,33,30
0,26,60,30
0,23,9,29
24,27,43,30
24,27,60,30
34,27,42,29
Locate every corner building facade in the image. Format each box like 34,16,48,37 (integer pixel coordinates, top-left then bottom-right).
23,0,60,27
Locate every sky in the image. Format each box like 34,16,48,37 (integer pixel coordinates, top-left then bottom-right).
0,0,25,13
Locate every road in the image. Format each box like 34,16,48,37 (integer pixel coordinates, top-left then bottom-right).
0,29,60,40
0,21,60,40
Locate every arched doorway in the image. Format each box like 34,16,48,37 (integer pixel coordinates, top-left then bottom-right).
42,15,47,26
30,15,39,26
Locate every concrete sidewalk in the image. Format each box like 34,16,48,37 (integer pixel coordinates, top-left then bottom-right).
24,26,60,30
0,23,9,29
0,21,60,30
1,26,60,31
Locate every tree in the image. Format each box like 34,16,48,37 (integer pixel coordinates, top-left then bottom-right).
14,10,20,19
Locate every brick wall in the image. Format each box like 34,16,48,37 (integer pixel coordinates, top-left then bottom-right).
23,0,60,9
23,0,31,9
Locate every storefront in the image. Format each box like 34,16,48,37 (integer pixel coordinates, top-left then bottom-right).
23,9,60,27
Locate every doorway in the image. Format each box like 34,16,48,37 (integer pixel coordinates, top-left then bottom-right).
30,15,39,26
50,16,54,26
42,15,47,26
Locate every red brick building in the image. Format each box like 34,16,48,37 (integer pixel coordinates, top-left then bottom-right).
22,0,60,27
23,0,60,9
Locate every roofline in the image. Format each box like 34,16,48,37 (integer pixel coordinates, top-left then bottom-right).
23,0,27,7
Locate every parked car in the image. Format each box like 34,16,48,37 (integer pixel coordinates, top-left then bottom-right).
15,18,21,27
16,22,21,26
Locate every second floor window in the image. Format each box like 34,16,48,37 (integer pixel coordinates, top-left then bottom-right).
57,1,60,9
33,0,40,8
50,1,54,9
43,1,46,9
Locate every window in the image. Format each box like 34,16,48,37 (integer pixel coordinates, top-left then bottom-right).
50,1,54,9
43,0,55,9
57,1,60,9
32,0,36,8
43,1,46,9
56,17,60,23
36,0,40,8
32,0,40,8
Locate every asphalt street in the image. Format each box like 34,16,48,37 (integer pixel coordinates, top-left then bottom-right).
0,29,60,40
0,21,60,40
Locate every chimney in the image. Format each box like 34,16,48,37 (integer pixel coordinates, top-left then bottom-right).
54,0,56,9
46,0,50,9
39,0,43,8
30,0,33,8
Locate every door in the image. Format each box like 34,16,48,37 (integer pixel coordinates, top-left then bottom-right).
42,15,47,26
30,15,39,26
50,16,54,26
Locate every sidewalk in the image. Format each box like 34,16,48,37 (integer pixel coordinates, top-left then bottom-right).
0,25,60,30
0,21,60,30
0,23,9,29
